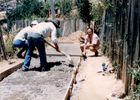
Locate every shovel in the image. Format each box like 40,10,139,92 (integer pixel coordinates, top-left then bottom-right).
45,40,73,65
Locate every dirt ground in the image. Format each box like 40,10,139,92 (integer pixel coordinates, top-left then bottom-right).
0,30,125,100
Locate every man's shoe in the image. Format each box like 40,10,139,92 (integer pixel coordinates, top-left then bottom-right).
82,55,87,60
22,65,29,71
32,53,38,58
17,53,24,58
41,67,50,71
95,51,99,56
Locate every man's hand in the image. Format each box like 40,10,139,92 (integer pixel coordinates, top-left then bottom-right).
54,43,61,52
44,40,61,52
55,47,61,52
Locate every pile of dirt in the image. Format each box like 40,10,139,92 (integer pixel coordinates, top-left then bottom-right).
46,31,86,43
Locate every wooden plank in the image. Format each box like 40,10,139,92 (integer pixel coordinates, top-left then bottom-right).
63,58,81,100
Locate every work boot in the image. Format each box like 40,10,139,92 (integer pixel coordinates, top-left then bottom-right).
17,53,24,58
39,66,50,71
32,53,38,58
22,65,29,71
82,55,87,60
95,51,99,56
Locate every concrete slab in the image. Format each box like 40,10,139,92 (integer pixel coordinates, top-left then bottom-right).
46,43,82,56
30,56,80,68
0,43,81,81
0,56,80,100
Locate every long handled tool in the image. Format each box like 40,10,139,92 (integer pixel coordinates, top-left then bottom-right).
45,40,73,65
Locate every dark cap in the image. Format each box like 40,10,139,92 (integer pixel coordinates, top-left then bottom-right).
51,19,60,28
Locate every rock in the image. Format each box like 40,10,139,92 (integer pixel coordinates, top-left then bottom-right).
106,94,124,100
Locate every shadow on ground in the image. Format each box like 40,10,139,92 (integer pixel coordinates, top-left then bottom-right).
29,61,62,71
29,61,74,72
88,55,102,57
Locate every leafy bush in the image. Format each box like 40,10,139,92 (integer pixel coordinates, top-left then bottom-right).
61,0,72,16
76,0,93,27
40,2,50,17
8,0,43,29
91,2,105,31
54,1,61,7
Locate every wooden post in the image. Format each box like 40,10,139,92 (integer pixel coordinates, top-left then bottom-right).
50,0,55,20
0,26,8,61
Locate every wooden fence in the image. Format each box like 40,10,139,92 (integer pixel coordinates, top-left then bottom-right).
100,0,140,94
11,19,87,37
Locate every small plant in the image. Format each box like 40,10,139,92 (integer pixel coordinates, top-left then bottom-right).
128,84,140,100
127,58,140,80
127,58,140,100
5,28,22,57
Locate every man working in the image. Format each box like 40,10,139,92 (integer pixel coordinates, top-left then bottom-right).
80,27,101,57
13,20,38,58
22,19,60,71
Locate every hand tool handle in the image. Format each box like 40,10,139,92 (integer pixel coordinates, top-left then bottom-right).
45,40,73,64
45,40,56,49
44,40,65,55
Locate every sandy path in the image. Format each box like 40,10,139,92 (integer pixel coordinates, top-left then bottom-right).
71,50,124,100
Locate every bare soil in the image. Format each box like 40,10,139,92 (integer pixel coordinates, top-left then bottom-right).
45,30,86,43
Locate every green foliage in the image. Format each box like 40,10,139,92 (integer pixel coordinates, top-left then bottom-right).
1,26,8,34
90,0,113,31
61,0,72,16
100,0,111,8
54,1,61,7
127,58,140,99
41,1,61,18
76,0,92,27
127,58,140,80
5,28,22,56
91,2,105,31
129,84,140,100
40,2,50,17
8,0,43,29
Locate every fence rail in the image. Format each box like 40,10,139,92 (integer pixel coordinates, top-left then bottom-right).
11,19,87,37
